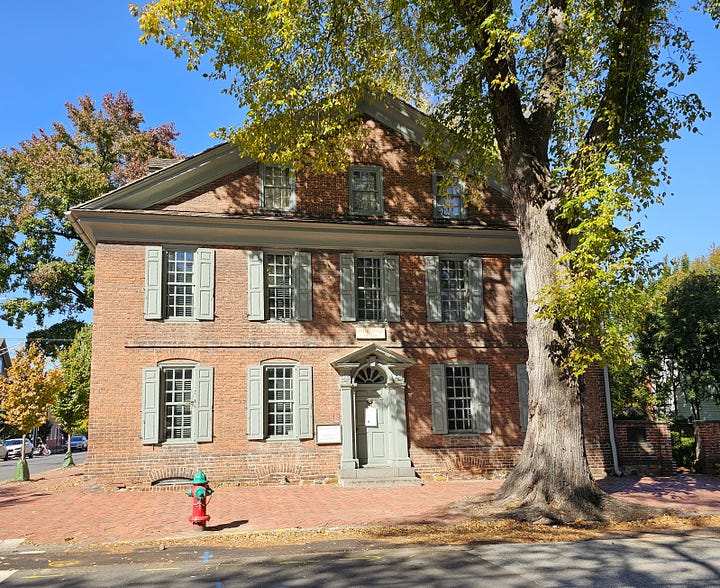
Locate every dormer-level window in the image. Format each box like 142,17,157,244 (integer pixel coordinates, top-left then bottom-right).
432,172,466,220
260,164,295,211
349,165,383,216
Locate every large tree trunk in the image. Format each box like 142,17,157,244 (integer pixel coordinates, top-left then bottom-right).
492,178,604,521
492,172,643,522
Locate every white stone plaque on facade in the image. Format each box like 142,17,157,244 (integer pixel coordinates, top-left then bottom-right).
355,326,386,340
316,424,342,445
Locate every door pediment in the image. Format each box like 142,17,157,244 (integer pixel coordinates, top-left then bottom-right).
331,343,414,376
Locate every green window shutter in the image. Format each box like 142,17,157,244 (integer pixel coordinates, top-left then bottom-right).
144,246,163,320
517,363,529,432
195,248,215,320
339,253,356,321
384,255,400,322
510,258,527,323
471,364,491,434
247,250,265,321
294,252,313,321
296,365,314,439
425,256,442,322
247,366,265,440
429,364,448,434
431,172,441,217
466,257,485,322
141,367,160,444
194,366,214,442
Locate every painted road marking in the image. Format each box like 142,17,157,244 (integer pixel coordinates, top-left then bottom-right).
48,560,81,567
0,570,16,582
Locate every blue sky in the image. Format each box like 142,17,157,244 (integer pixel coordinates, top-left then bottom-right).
1,3,719,349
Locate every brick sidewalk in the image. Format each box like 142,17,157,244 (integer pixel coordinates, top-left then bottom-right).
2,466,720,547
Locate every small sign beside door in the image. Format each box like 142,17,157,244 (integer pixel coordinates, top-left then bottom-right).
365,405,378,427
316,425,342,445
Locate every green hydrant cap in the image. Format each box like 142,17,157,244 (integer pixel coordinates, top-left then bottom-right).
192,471,208,484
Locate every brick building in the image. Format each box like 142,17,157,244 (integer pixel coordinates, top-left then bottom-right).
67,97,613,488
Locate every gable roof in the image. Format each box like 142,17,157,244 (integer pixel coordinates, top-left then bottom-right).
69,95,428,215
66,95,519,257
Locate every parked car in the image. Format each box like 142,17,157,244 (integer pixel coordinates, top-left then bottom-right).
69,435,88,451
2,438,34,460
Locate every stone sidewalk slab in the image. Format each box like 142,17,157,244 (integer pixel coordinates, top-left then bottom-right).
2,466,720,548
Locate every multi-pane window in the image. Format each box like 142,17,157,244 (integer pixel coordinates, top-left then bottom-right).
430,363,491,435
247,364,314,441
261,164,295,210
356,257,383,321
141,364,214,445
247,251,312,321
266,254,294,319
339,253,400,322
165,250,195,318
445,366,473,432
432,172,466,219
266,366,295,437
163,367,193,440
144,246,214,321
349,166,383,215
425,256,483,323
440,259,467,322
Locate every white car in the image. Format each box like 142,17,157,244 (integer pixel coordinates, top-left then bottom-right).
2,438,34,460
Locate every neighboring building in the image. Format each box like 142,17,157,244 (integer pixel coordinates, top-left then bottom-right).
0,339,10,377
67,97,613,488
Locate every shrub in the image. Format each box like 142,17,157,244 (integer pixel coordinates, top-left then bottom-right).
671,430,696,469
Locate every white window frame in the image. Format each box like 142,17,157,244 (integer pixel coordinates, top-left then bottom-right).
247,250,313,321
349,165,383,216
144,246,214,322
260,163,296,211
432,171,467,220
425,256,484,323
247,362,314,441
339,253,400,323
141,361,214,445
430,362,491,435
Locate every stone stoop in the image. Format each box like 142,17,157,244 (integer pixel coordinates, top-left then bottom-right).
338,466,422,487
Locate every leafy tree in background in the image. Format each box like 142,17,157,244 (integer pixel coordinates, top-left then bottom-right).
0,91,179,332
54,325,92,467
134,1,719,520
638,264,720,421
0,343,65,481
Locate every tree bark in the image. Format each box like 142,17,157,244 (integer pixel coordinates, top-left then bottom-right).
487,164,604,522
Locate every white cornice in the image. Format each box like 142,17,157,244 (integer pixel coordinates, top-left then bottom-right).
75,143,250,211
66,210,521,256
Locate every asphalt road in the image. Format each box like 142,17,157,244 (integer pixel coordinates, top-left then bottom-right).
2,533,720,587
0,451,87,482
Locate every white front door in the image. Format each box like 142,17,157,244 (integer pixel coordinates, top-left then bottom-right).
355,388,389,467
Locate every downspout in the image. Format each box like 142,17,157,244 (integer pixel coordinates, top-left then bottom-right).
604,365,622,476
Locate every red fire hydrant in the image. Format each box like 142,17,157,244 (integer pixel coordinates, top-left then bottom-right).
187,471,213,529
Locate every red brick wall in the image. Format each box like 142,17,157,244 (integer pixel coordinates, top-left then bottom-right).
614,421,674,475
87,240,613,487
154,120,515,228
85,121,612,488
695,421,720,474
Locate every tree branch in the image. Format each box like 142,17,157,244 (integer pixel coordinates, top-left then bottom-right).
529,0,568,146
